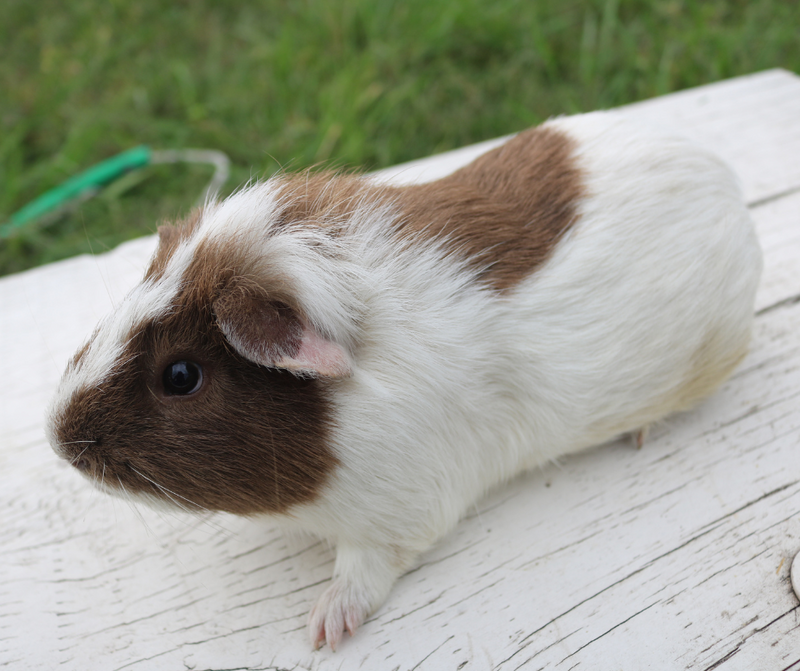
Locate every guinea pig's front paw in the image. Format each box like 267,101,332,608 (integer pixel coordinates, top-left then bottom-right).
308,542,408,650
308,577,370,650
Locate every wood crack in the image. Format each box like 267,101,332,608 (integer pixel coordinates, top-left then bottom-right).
383,591,445,625
499,482,799,667
703,645,740,671
747,184,800,209
700,605,800,670
240,542,324,576
408,635,455,671
756,292,800,317
221,577,330,614
558,601,659,664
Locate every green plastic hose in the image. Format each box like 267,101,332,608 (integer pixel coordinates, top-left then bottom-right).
1,146,230,239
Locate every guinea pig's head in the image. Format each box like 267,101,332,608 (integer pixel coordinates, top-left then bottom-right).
46,185,359,516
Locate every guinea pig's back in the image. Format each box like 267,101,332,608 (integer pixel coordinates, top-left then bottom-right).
505,112,763,453
280,114,763,551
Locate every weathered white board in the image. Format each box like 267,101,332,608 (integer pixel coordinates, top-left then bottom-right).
1,69,799,671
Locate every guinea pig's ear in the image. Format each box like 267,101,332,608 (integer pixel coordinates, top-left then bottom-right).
213,278,351,378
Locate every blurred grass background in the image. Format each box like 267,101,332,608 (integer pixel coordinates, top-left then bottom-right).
1,0,799,275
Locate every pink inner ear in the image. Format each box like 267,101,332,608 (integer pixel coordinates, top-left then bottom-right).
213,279,351,379
277,328,352,379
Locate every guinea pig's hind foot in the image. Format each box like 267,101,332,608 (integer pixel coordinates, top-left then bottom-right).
308,542,408,650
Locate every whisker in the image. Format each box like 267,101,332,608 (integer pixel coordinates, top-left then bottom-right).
149,481,196,516
183,511,238,542
270,425,280,510
128,466,210,514
115,476,183,540
142,482,228,535
106,462,119,525
69,446,92,467
127,466,232,536
84,219,117,311
117,479,155,536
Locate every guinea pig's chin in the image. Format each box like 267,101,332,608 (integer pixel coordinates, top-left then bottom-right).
93,479,184,514
88,477,124,499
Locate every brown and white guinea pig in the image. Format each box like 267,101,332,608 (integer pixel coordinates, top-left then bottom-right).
46,111,762,650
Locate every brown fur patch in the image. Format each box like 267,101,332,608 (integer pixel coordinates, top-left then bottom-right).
144,208,204,282
53,259,337,515
213,276,304,366
269,126,582,291
149,126,581,293
396,126,583,291
274,173,377,231
69,338,93,370
55,234,338,515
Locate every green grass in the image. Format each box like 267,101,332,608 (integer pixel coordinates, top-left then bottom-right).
1,0,799,275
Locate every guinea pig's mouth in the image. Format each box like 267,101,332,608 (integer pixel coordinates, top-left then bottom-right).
82,456,208,513
51,439,100,473
80,473,172,512
63,450,113,488
51,442,138,495
50,437,200,512
70,457,181,510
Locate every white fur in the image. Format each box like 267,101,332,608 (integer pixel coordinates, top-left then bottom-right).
286,113,762,646
48,111,763,649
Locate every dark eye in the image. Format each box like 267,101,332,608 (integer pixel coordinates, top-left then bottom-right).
162,361,203,395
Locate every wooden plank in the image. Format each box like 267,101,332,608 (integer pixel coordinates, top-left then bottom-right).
751,192,800,313
623,69,800,205
1,69,800,669
6,297,797,670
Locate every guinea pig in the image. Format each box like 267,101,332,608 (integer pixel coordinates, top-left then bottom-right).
46,111,762,650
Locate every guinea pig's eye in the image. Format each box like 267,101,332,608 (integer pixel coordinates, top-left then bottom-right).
162,361,203,396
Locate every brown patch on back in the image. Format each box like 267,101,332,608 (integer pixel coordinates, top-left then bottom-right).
274,173,377,231
395,126,583,291
145,127,581,292
270,126,583,292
